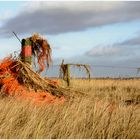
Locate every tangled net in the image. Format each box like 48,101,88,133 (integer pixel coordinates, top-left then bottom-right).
0,56,65,105
28,33,52,73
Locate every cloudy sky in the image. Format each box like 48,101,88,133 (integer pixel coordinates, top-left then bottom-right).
0,1,140,77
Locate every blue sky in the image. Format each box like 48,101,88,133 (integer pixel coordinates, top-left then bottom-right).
0,1,140,77
49,21,140,58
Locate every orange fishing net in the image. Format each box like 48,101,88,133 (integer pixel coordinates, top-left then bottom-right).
29,33,52,73
0,57,64,105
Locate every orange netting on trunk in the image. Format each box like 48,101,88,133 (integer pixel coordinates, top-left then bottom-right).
0,56,65,105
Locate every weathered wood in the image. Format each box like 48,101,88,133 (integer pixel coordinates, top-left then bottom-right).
59,60,91,86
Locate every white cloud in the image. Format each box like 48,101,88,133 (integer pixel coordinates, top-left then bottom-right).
87,46,122,56
1,1,140,36
25,1,123,13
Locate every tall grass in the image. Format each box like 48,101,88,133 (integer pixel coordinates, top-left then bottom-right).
0,79,139,138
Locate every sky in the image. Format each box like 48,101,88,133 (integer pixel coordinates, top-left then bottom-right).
0,1,140,77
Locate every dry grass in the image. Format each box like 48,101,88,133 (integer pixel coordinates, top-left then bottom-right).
0,79,139,139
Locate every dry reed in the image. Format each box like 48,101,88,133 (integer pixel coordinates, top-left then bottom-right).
0,79,139,139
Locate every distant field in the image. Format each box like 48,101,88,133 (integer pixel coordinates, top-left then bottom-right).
0,79,139,139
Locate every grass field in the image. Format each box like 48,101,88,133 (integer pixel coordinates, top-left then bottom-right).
0,79,139,139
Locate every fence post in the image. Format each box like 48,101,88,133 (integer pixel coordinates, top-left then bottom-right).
67,64,70,86
59,61,91,86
